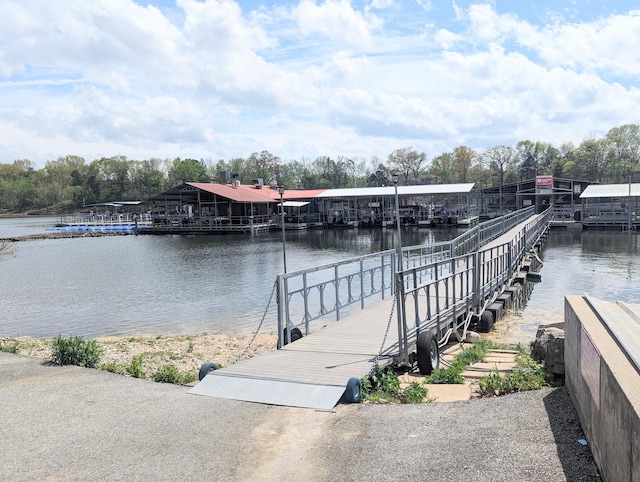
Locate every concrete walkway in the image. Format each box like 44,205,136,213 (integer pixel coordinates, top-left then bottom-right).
0,352,601,481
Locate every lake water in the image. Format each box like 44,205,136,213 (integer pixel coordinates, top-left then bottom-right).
1,216,639,343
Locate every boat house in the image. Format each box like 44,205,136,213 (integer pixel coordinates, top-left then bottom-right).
136,181,480,234
578,183,640,229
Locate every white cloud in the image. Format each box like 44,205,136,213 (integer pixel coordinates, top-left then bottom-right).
0,0,638,168
295,0,382,46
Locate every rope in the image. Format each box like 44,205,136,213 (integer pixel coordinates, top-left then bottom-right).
231,279,278,365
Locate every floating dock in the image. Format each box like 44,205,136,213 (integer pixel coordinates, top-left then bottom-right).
190,208,551,409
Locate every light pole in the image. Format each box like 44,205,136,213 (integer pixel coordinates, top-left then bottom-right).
278,185,287,273
392,173,403,271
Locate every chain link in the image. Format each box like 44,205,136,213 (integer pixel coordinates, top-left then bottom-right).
231,279,278,365
368,295,396,377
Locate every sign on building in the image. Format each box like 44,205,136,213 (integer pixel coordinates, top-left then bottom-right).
535,175,554,186
536,175,553,195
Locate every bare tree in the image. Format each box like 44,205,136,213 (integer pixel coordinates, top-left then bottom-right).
484,145,516,210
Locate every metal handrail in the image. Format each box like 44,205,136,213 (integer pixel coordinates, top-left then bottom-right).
276,207,549,348
396,207,551,364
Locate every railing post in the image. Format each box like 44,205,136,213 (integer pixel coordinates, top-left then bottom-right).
473,250,481,310
360,259,365,310
277,274,285,349
396,272,407,365
334,265,340,321
381,255,387,300
303,273,309,335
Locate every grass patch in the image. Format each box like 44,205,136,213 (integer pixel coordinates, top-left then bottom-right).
478,349,559,397
425,340,493,385
0,340,20,354
101,362,126,375
126,354,145,378
402,381,431,404
153,364,196,385
425,367,464,384
362,365,432,404
51,335,102,368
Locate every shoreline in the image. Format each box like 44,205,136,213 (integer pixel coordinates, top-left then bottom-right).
0,332,279,382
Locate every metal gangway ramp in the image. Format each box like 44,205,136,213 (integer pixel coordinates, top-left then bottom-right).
190,207,551,409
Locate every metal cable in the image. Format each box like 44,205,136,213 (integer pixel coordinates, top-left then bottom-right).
231,279,278,365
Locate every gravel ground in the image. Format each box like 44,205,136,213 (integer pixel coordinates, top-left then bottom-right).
0,351,600,481
0,333,278,382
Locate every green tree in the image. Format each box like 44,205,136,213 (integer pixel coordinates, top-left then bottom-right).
387,147,426,184
603,124,640,182
130,159,166,200
484,145,516,188
574,137,608,182
536,143,561,177
367,162,390,187
167,158,209,186
452,146,478,183
557,142,580,179
247,151,281,184
428,153,455,183
89,156,134,201
0,160,37,211
516,141,542,180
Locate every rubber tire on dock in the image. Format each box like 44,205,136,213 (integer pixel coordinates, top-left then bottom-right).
198,362,219,381
282,327,303,345
344,377,362,403
417,331,439,375
479,311,494,333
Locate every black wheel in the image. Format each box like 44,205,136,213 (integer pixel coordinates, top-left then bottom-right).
198,362,218,381
344,377,362,403
282,327,303,345
479,311,494,333
417,331,439,375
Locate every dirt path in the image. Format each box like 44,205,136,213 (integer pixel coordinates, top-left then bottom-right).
240,406,333,481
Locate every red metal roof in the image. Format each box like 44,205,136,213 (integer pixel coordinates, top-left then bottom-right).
186,183,327,202
281,189,327,200
186,182,277,203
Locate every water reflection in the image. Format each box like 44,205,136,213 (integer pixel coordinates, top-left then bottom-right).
1,217,639,343
487,229,640,345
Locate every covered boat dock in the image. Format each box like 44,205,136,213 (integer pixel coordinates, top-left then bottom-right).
577,182,640,229
136,181,480,234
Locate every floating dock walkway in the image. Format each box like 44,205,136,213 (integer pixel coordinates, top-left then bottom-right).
190,208,551,409
191,297,399,409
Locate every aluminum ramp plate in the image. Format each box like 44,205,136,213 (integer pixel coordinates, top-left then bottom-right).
189,374,346,410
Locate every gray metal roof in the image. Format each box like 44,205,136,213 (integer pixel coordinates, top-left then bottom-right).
580,183,640,198
315,183,476,198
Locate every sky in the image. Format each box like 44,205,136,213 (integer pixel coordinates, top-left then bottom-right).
1,0,639,169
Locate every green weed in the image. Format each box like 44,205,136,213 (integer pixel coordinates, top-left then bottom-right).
401,381,430,404
425,367,464,384
126,355,145,378
478,356,552,397
361,365,401,402
362,366,433,404
51,335,102,368
153,364,195,385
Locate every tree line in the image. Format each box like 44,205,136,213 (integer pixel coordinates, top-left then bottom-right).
1,124,638,213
